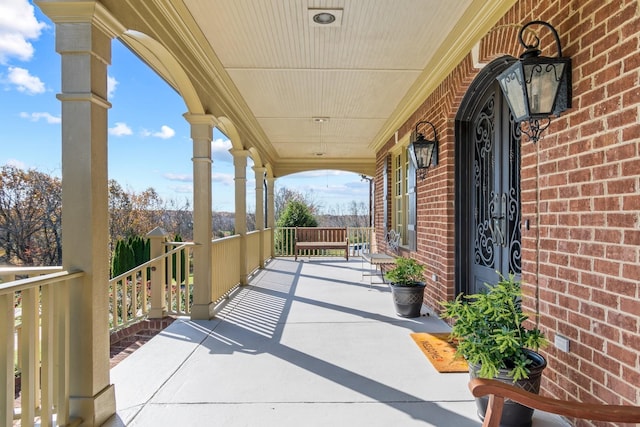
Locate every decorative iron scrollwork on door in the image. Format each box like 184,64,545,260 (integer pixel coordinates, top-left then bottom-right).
489,193,507,247
472,91,522,275
473,94,496,268
508,112,522,274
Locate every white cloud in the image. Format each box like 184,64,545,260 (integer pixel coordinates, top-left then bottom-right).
107,75,118,99
212,172,234,186
19,111,60,124
109,122,132,136
211,137,232,153
141,125,175,139
169,184,192,194
7,66,44,94
154,126,175,139
164,172,234,188
163,173,192,182
5,159,26,169
0,0,47,64
211,137,233,162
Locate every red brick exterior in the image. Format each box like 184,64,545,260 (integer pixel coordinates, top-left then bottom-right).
374,1,640,424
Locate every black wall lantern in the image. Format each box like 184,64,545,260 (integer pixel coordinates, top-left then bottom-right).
496,20,572,143
409,120,438,180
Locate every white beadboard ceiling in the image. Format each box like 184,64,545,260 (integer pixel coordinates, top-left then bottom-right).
122,0,516,176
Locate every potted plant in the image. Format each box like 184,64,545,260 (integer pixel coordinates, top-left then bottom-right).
384,257,426,318
440,273,547,427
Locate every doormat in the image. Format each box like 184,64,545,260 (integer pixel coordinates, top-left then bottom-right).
410,333,469,373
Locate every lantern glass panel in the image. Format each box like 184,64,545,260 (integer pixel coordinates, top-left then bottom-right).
524,61,565,116
414,143,434,169
497,64,527,121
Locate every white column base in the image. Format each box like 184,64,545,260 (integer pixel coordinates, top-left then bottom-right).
190,302,216,320
148,307,167,319
70,384,115,427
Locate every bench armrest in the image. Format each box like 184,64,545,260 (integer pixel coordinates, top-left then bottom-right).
469,379,640,427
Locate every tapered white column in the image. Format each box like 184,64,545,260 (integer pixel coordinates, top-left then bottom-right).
253,166,266,268
231,150,250,284
185,114,216,319
266,176,276,257
36,1,124,424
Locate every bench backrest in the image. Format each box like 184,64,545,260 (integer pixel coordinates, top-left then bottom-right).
296,227,347,243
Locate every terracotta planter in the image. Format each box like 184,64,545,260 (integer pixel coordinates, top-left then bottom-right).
470,349,547,427
389,283,425,317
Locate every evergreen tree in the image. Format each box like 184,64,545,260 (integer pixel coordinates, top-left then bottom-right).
276,200,318,227
171,234,186,282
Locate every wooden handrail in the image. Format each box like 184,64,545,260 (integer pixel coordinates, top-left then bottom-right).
469,378,640,427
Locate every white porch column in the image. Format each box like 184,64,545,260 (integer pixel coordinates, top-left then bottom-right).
36,1,123,425
266,176,276,256
184,114,216,320
253,166,266,268
231,150,250,285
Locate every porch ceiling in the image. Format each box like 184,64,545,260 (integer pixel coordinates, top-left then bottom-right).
103,0,516,177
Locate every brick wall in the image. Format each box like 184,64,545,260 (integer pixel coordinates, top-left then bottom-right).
374,1,640,424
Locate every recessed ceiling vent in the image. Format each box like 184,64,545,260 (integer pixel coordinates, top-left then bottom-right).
308,8,343,27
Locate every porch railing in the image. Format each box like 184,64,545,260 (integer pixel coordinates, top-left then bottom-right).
263,228,272,261
108,241,194,331
0,269,83,427
0,266,64,283
211,235,241,302
274,227,374,257
0,225,322,424
246,230,260,273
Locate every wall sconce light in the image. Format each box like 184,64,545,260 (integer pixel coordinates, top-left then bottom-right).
496,20,572,143
409,120,438,180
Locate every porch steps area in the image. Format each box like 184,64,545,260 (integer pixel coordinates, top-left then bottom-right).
103,258,568,427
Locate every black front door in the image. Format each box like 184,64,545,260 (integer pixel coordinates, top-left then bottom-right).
457,78,522,295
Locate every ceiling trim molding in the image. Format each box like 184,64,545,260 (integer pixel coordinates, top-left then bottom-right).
369,0,517,152
36,0,126,38
147,0,279,163
273,159,376,178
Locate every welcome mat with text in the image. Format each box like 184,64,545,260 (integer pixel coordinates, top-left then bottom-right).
410,332,469,373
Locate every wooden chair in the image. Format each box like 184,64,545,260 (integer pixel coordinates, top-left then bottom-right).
469,378,640,427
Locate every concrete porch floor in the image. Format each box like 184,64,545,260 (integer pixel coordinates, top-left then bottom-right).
103,257,567,427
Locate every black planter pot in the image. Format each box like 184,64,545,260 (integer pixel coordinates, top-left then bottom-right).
470,349,547,427
389,283,425,317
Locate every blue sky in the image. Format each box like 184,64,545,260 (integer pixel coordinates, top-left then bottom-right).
0,0,369,213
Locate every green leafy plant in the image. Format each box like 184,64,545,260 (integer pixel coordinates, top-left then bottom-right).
440,273,547,381
111,235,150,278
384,257,425,286
276,200,318,227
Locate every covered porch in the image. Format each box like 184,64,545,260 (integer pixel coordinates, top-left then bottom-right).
3,0,638,425
104,257,565,427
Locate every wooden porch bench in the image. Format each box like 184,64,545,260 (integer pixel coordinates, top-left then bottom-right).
469,378,640,427
294,227,349,261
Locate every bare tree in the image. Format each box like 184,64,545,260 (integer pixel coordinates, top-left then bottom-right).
274,186,322,222
109,180,134,251
109,183,193,242
0,166,62,265
212,211,235,238
320,201,368,227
